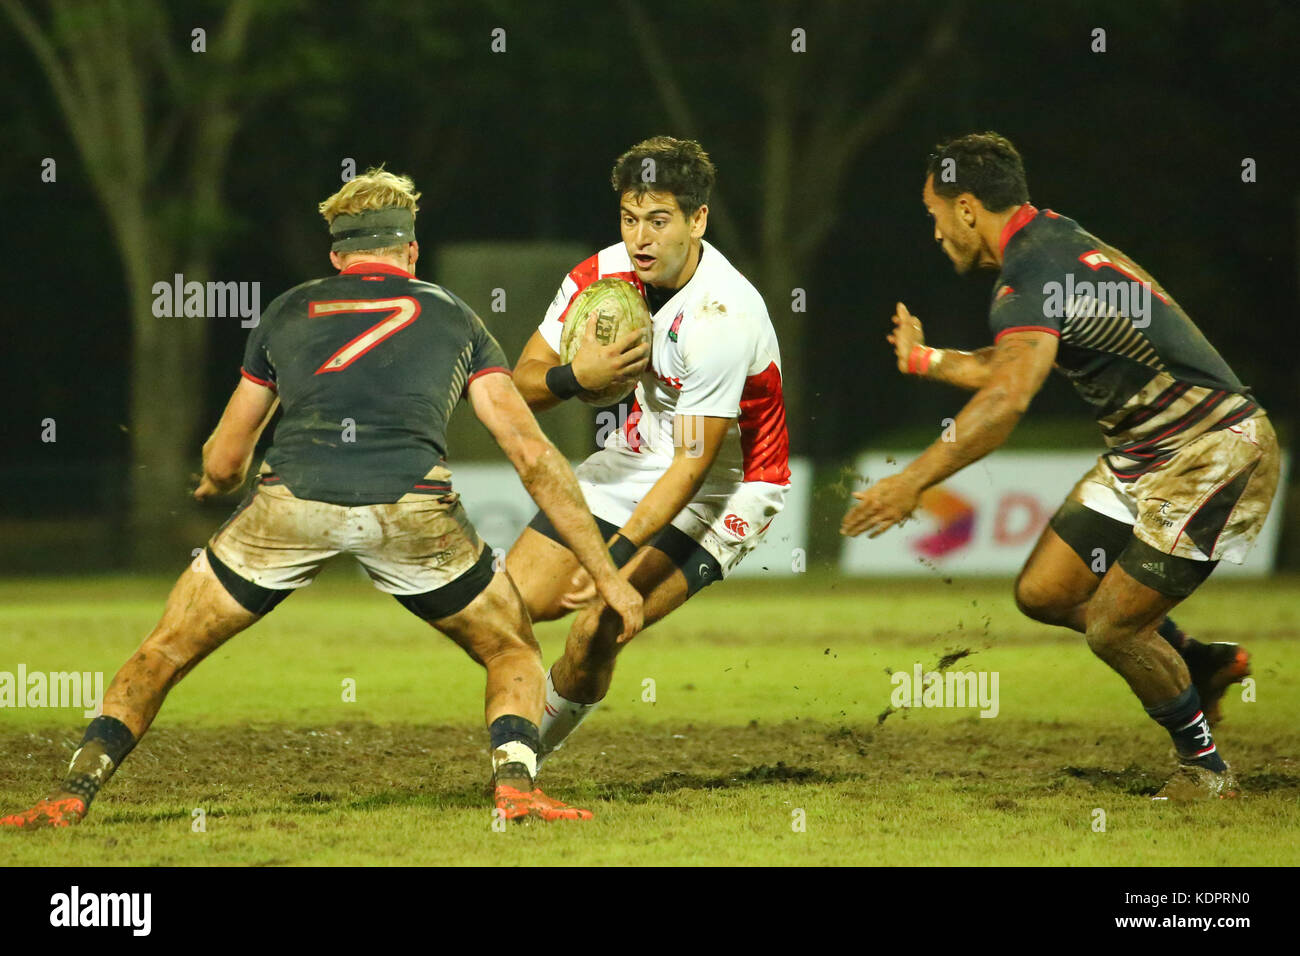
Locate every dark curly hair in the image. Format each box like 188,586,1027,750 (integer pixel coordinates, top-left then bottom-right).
611,136,716,219
926,132,1030,212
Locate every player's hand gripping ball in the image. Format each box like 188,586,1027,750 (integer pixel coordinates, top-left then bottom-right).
559,277,652,405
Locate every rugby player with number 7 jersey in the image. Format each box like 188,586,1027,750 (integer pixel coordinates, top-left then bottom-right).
1,167,642,829
506,137,791,769
841,133,1280,800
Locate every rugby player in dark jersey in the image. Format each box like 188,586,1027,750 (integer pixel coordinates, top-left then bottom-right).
841,133,1280,800
2,168,642,829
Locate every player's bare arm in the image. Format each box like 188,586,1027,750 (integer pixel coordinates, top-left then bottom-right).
889,301,995,391
906,330,1057,485
512,331,566,410
513,321,649,412
558,413,730,609
621,414,729,545
194,378,279,500
842,329,1057,537
469,370,643,640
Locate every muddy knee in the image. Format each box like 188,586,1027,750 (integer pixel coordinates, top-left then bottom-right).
1014,575,1075,626
461,584,542,664
1084,618,1131,663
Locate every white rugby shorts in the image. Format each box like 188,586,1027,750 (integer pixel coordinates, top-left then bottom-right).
573,442,788,577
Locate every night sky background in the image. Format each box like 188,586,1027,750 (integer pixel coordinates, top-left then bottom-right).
4,0,1297,566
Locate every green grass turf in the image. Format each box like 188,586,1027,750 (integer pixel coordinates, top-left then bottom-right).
1,566,1297,865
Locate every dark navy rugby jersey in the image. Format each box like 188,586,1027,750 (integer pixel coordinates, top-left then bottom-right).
240,261,509,505
989,206,1260,481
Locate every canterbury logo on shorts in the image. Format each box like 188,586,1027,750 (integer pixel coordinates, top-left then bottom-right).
722,514,749,537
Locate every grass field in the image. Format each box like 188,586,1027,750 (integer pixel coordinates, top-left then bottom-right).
2,567,1298,866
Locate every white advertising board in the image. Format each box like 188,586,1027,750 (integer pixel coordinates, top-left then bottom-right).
840,451,1289,577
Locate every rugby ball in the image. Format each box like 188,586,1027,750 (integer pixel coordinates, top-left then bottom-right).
558,278,652,406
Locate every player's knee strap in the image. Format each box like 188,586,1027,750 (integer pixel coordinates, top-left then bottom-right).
527,509,722,596
648,525,722,597
394,544,495,622
1048,499,1134,578
206,547,293,616
1116,537,1216,598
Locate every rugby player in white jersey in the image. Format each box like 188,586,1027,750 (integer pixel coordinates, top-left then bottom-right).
505,137,791,765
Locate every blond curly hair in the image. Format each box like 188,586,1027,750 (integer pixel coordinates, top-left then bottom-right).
319,165,421,258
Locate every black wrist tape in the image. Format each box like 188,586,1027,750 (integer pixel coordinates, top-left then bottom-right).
545,363,583,400
609,534,638,568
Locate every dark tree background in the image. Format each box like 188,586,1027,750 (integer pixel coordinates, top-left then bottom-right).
4,0,1297,569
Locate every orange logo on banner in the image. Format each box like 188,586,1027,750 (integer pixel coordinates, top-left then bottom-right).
911,486,975,558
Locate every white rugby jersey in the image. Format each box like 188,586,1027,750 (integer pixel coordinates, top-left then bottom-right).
539,240,790,486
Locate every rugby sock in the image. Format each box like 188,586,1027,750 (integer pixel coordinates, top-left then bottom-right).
61,716,137,808
489,714,540,789
538,669,599,768
1156,618,1189,651
1145,685,1228,772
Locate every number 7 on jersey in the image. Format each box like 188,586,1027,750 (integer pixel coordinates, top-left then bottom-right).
309,297,421,374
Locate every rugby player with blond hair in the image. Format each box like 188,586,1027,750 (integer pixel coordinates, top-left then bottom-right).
2,167,641,828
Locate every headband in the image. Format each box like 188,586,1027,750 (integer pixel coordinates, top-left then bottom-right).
329,207,416,252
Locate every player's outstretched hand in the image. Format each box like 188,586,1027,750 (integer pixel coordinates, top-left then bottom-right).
559,568,597,609
840,472,923,538
572,316,649,394
595,574,644,644
888,302,925,374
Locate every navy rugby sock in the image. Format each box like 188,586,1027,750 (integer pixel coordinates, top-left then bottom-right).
1145,686,1227,772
